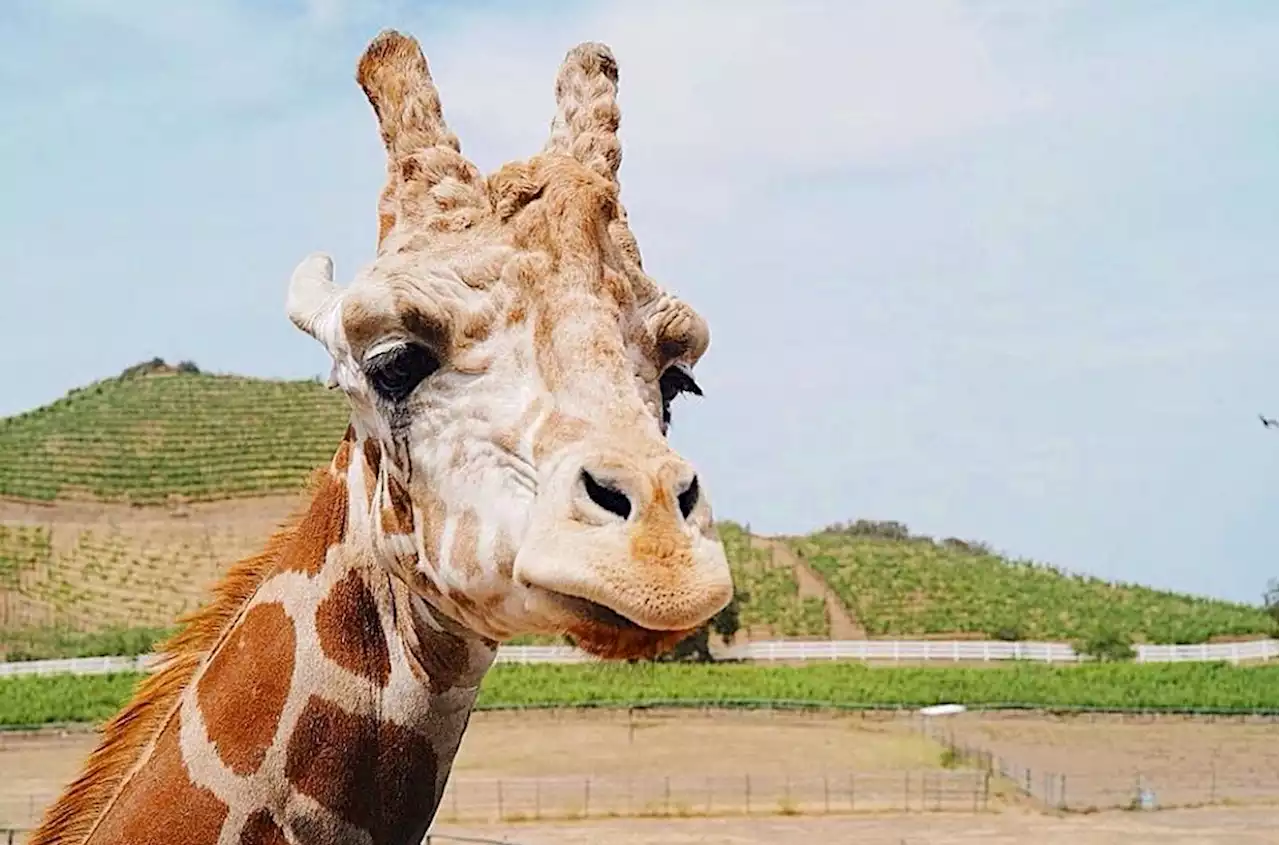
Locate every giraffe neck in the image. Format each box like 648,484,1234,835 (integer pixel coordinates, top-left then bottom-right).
57,430,497,845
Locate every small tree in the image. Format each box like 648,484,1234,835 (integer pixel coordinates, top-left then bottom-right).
651,587,747,663
1264,578,1278,621
1074,628,1135,662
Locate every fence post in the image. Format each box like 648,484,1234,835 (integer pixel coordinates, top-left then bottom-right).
664,776,671,816
823,774,830,814
745,774,751,815
535,778,541,820
1209,763,1216,803
707,775,713,815
904,771,910,811
584,776,591,818
496,779,504,821
849,772,855,811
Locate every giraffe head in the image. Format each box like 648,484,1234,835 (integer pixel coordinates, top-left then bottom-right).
287,31,732,658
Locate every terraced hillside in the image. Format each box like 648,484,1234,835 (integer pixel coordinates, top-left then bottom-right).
0,364,347,502
718,523,828,638
1,365,1275,653
790,526,1278,645
0,501,293,631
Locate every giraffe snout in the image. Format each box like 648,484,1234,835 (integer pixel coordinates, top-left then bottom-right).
514,445,733,636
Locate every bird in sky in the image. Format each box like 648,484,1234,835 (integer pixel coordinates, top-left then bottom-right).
1260,414,1278,429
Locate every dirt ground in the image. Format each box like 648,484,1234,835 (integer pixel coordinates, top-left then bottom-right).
938,711,1279,809
433,807,1280,844
4,710,1277,841
451,708,942,777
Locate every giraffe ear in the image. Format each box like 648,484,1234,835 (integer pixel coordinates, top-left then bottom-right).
287,252,342,348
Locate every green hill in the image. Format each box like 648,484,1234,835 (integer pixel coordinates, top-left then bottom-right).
0,364,1275,652
0,362,348,502
789,522,1277,645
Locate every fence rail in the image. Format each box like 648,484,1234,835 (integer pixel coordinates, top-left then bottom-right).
0,638,1275,678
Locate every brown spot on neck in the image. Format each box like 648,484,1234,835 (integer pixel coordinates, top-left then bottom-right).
279,471,348,576
88,713,229,845
285,696,440,845
363,437,383,508
332,425,357,473
409,611,473,695
198,602,297,776
382,473,414,535
239,810,289,845
316,570,392,687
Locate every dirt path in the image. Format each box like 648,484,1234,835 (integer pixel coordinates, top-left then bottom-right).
764,537,865,639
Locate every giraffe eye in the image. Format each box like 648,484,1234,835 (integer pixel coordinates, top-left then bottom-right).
365,344,439,403
658,363,702,427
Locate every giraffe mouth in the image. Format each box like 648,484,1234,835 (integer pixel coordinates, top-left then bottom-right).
543,589,653,633
543,589,698,660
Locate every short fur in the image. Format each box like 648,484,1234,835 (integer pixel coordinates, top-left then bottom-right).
28,472,333,845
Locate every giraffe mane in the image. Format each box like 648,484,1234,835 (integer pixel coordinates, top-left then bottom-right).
29,469,336,845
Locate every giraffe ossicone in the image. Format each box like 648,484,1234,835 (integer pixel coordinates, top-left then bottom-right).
33,28,733,845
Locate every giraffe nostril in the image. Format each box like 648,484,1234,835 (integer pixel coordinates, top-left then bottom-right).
580,469,632,520
677,475,700,520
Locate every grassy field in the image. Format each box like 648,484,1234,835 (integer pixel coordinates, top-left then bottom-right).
1,662,1274,727
792,529,1277,644
0,626,171,662
1,365,1275,648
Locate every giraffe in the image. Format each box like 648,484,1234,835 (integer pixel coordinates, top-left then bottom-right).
31,28,733,845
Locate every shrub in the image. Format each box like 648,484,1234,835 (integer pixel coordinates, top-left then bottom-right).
1075,629,1135,662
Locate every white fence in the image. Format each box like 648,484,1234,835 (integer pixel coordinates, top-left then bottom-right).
0,638,1274,678
729,638,1280,664
725,639,1079,663
1135,639,1279,663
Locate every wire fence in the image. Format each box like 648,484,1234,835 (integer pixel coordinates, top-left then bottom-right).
433,769,989,822
920,718,1279,812
0,769,990,834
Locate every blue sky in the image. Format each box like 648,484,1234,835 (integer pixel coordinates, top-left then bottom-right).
1,1,1275,603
